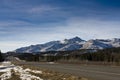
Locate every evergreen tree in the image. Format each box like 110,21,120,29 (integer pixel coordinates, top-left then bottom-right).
0,50,3,62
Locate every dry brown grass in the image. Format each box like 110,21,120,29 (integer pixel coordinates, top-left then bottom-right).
0,72,4,76
21,65,88,80
12,62,89,80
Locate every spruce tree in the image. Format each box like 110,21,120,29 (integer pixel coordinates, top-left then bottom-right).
0,50,3,62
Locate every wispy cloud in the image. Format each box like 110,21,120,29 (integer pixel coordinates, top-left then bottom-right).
52,18,120,40
28,5,59,14
0,41,32,52
0,20,32,27
1,17,120,52
0,0,120,52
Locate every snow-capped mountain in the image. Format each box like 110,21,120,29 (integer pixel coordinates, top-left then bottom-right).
82,39,112,49
14,37,120,53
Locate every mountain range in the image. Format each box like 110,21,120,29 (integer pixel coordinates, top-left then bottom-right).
14,37,120,53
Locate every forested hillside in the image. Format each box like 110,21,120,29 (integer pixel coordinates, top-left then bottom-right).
8,47,120,65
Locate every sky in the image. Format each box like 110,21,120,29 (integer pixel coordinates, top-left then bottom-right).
0,0,120,52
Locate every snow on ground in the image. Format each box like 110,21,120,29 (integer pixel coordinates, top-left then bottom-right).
0,69,12,80
0,61,43,80
25,68,42,74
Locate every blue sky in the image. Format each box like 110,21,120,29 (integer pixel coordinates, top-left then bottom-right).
0,0,120,52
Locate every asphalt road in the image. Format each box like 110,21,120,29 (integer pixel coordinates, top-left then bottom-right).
17,62,120,80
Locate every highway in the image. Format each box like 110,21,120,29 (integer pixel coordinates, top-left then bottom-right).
17,62,120,80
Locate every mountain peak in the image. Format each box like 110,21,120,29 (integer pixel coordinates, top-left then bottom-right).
72,36,81,39
68,36,85,42
14,37,120,53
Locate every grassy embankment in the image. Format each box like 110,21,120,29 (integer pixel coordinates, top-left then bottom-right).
14,62,88,80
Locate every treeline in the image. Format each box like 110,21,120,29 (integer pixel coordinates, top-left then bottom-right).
80,48,120,62
0,50,4,62
13,47,120,64
15,50,90,61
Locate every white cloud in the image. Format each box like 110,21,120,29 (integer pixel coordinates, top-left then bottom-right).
28,5,59,14
0,20,32,27
52,18,120,40
0,41,32,52
0,18,120,52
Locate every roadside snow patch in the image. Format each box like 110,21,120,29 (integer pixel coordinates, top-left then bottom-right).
0,61,43,80
25,68,42,74
0,69,12,80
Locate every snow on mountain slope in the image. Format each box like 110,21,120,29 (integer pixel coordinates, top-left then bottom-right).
82,39,112,49
14,37,120,53
110,38,120,47
95,38,120,47
60,36,85,44
40,43,65,52
58,43,83,51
